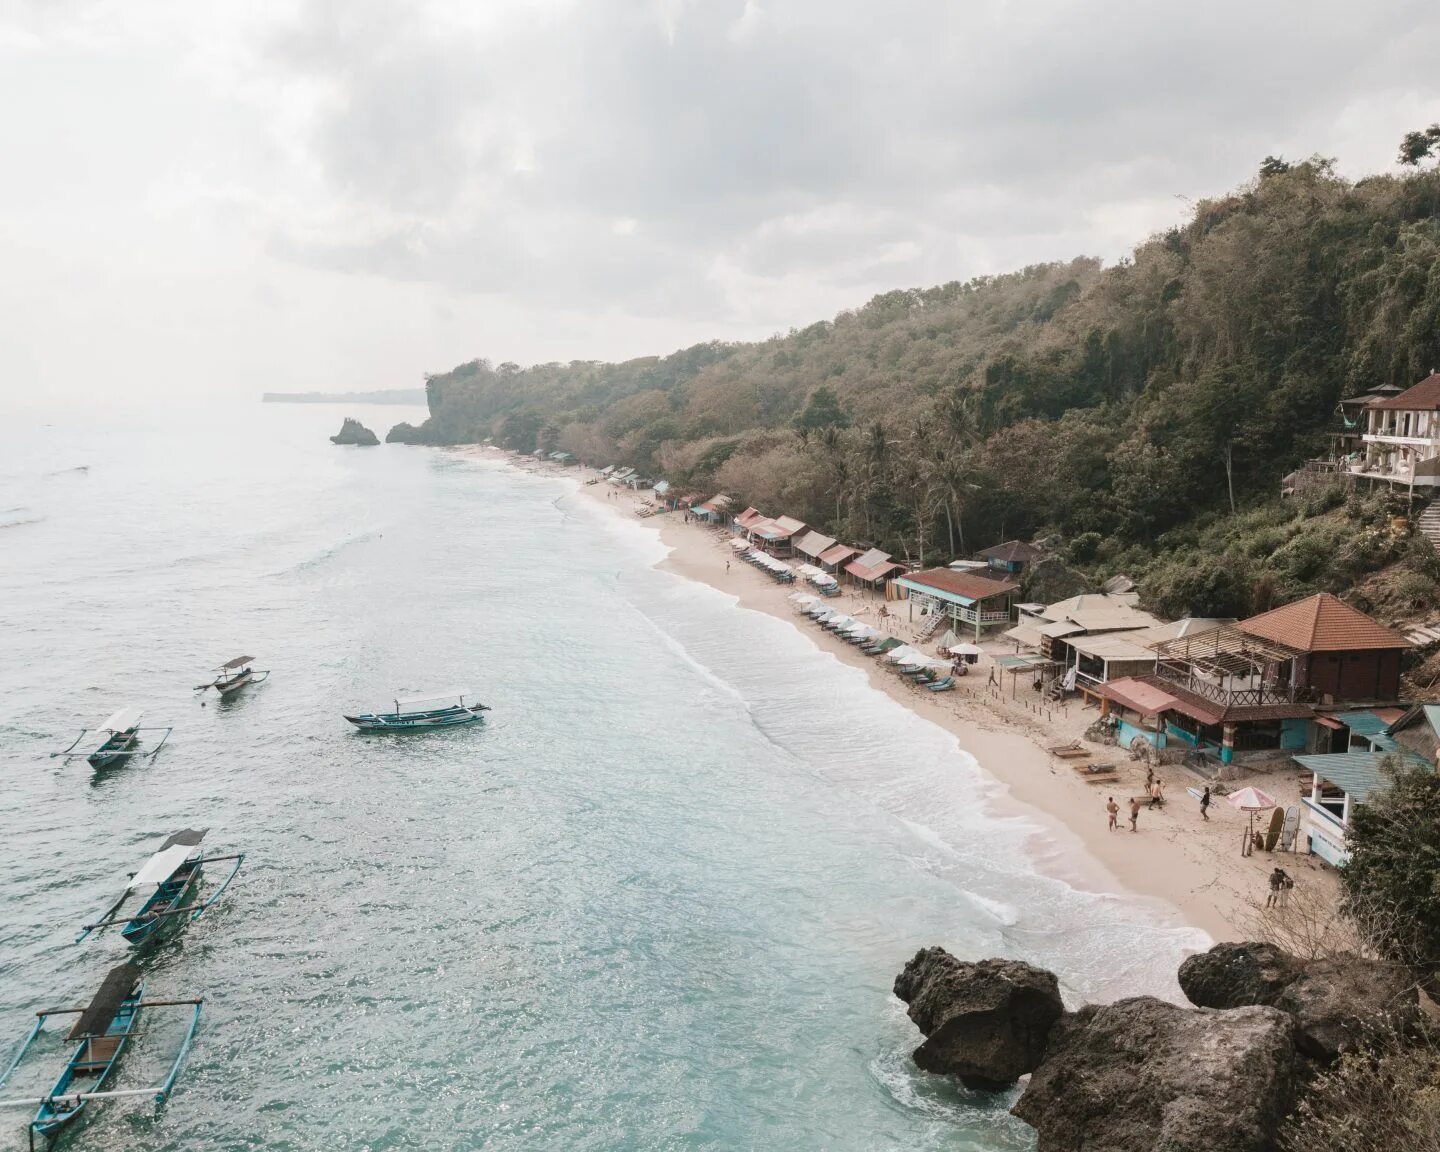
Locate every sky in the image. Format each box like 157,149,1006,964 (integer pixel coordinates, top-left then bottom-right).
0,0,1437,408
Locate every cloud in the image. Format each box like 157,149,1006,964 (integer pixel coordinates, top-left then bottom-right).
0,0,1438,406
250,0,1440,322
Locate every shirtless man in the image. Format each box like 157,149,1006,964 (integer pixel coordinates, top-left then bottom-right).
1106,796,1119,831
1129,796,1142,832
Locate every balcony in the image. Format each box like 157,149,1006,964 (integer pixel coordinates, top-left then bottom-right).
1152,662,1303,708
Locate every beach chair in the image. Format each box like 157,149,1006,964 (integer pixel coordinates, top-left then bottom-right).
926,676,955,692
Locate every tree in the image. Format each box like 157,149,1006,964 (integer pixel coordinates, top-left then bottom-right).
1341,762,1440,987
793,385,851,432
1398,124,1440,167
1259,155,1291,178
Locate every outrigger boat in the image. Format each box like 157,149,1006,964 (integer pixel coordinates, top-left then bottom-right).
51,709,172,771
76,829,244,949
343,689,490,732
0,962,201,1148
195,655,269,696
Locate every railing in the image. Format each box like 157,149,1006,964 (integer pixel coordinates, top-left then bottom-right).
1153,663,1300,706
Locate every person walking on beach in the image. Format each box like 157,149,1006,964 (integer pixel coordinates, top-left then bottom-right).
1199,786,1211,821
1106,796,1119,831
1128,796,1141,832
1267,867,1292,908
1149,778,1164,809
725,560,731,573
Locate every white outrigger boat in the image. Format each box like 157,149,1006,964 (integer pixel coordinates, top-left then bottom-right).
76,828,245,949
51,709,172,772
343,689,490,733
195,655,269,696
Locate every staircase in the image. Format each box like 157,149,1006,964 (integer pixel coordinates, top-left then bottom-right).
1418,500,1440,551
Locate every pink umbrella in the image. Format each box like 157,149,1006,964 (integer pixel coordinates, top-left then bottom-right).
1227,787,1277,856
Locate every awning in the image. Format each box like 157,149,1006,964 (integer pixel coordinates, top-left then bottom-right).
99,708,143,734
1097,677,1182,717
130,843,194,890
1314,715,1346,730
1005,624,1045,648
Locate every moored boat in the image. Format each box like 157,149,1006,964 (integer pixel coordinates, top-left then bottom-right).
76,828,245,949
195,655,269,696
0,962,202,1147
344,690,489,732
51,709,172,771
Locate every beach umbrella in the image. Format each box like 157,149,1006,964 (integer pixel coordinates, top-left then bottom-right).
948,643,983,657
1226,786,1277,856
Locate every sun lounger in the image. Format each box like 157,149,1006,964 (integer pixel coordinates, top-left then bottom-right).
926,677,955,692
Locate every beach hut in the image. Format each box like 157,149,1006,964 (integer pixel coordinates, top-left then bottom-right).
818,543,860,574
794,530,836,564
977,540,1041,578
844,548,906,595
892,568,1019,640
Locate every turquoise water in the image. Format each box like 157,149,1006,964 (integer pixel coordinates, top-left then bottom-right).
0,403,1205,1151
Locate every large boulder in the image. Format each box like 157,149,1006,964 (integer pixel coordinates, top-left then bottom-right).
1178,941,1303,1010
1013,997,1297,1152
330,418,379,446
1275,954,1421,1061
892,948,1064,1087
1179,943,1421,1061
386,421,424,444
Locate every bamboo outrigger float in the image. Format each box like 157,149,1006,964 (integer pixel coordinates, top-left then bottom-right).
51,709,172,771
343,689,490,732
0,963,201,1148
75,829,244,949
194,655,269,696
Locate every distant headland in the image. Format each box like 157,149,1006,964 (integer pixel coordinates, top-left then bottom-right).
262,390,426,405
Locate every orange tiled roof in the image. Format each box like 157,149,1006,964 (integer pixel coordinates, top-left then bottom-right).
1367,373,1440,410
1238,593,1411,653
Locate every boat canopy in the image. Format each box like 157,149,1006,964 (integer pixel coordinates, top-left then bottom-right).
220,656,254,670
68,962,141,1041
394,690,471,712
99,708,143,735
130,843,196,890
160,828,207,850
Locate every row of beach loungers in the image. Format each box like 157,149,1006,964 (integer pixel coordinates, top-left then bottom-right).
727,539,841,594
788,593,957,691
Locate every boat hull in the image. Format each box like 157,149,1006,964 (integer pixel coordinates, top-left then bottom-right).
87,731,139,771
344,705,487,733
214,670,253,695
121,860,202,948
32,981,142,1140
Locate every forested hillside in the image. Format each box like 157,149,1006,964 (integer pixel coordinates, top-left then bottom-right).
394,157,1440,617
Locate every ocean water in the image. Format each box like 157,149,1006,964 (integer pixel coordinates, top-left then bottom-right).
0,402,1207,1151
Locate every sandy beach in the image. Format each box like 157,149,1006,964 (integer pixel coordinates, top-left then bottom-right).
475,449,1340,944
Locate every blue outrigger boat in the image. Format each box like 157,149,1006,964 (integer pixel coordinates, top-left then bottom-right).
0,962,201,1148
344,690,490,733
51,709,172,772
76,829,244,949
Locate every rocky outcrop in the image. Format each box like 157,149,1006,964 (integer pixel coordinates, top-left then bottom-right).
1178,941,1303,1009
897,944,1427,1150
386,421,422,444
892,948,1063,1087
1013,997,1297,1152
330,418,380,446
1179,942,1420,1061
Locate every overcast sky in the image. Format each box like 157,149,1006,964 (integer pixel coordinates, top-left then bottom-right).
1,0,1436,407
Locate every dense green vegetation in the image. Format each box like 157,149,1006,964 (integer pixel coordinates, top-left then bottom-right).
400,157,1440,615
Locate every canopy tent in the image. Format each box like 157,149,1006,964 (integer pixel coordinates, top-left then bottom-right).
947,643,984,657
846,625,879,642
796,563,825,578
884,645,922,664
897,652,950,670
221,656,255,670
870,637,903,653
936,630,960,651
788,592,819,607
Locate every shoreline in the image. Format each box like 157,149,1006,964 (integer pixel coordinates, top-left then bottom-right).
462,449,1340,945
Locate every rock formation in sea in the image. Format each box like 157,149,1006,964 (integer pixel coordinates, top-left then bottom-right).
385,421,421,443
330,418,380,446
892,948,1063,1087
894,942,1423,1152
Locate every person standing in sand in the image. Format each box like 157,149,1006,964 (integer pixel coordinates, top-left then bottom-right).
1129,797,1141,832
1106,796,1119,831
1149,778,1164,808
1199,786,1211,821
725,560,731,573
